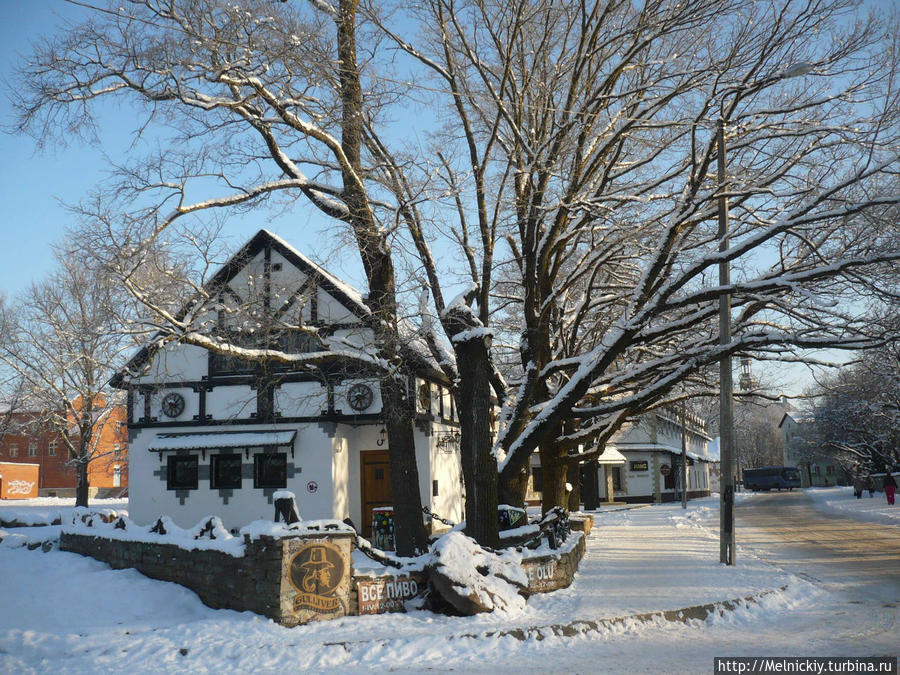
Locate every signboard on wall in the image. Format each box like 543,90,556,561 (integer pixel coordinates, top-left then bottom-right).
629,461,649,472
281,536,353,624
522,558,560,593
0,463,39,499
357,576,421,614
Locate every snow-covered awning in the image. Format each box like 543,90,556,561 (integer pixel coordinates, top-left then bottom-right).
148,430,297,456
595,447,627,465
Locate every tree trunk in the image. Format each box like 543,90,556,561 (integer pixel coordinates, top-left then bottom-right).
75,453,90,508
336,0,426,555
538,442,568,515
566,458,582,511
455,336,499,548
382,376,428,556
498,465,529,509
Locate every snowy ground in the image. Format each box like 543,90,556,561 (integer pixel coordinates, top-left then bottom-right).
799,486,899,526
0,495,896,673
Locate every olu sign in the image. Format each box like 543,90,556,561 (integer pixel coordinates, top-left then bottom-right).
283,537,352,624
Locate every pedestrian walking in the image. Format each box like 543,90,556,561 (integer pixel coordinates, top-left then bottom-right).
883,472,897,506
866,474,876,498
853,475,865,499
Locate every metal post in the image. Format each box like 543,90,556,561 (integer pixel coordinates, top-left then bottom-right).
681,402,688,510
718,119,736,565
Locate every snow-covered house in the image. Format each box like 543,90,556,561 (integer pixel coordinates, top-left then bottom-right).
115,230,463,536
597,411,713,503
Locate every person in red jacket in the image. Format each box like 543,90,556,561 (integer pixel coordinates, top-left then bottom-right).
883,472,897,506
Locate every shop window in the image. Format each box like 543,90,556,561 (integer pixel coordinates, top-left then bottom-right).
254,452,287,489
167,455,199,490
211,454,243,489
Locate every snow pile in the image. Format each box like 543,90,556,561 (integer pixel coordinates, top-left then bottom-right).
0,497,128,528
65,513,247,557
0,509,62,527
428,531,528,615
802,486,900,525
63,511,357,558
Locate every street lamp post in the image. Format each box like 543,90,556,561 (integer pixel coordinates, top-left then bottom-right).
718,118,736,565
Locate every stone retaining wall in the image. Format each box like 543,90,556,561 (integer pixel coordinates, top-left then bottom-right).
60,531,356,624
521,532,585,595
61,527,587,623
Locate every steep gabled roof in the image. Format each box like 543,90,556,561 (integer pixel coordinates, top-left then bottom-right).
112,229,371,386
210,229,371,321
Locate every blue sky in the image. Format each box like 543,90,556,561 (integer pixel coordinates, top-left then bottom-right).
0,0,884,397
0,1,340,300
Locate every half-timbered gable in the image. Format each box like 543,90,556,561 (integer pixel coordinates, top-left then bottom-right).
119,230,463,534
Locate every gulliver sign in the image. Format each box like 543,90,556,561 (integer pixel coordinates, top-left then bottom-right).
281,536,352,625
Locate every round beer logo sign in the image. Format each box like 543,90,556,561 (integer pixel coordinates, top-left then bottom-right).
306,481,318,494
288,541,345,614
660,464,672,476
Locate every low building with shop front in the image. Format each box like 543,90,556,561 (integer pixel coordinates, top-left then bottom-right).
528,410,713,507
116,230,464,539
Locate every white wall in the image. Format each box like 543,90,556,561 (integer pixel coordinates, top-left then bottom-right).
128,422,340,530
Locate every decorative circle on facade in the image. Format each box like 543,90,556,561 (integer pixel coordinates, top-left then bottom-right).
346,383,373,411
161,392,186,418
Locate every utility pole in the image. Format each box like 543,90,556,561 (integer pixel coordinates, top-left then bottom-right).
718,119,736,565
681,402,688,510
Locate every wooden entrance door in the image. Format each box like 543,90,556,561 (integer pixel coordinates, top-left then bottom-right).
360,450,392,538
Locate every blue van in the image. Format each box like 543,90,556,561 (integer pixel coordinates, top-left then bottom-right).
742,466,802,491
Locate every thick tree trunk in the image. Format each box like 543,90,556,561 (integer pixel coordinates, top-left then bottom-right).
498,465,529,509
382,376,428,556
336,0,426,555
455,336,499,548
75,454,90,508
538,442,568,515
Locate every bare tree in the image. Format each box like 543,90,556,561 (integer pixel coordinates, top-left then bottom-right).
0,250,131,506
13,0,900,545
12,0,431,553
366,0,900,517
802,337,900,475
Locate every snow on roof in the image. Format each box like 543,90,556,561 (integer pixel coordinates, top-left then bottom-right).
596,447,627,464
610,443,712,462
148,430,296,451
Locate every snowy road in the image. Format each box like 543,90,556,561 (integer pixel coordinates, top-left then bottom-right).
737,491,900,601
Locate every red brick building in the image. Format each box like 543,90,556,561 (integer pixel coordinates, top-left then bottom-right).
0,405,128,498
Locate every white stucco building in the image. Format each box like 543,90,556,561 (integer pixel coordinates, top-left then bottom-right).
116,230,464,536
527,410,712,506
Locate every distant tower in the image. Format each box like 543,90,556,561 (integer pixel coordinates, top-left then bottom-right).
739,358,757,391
